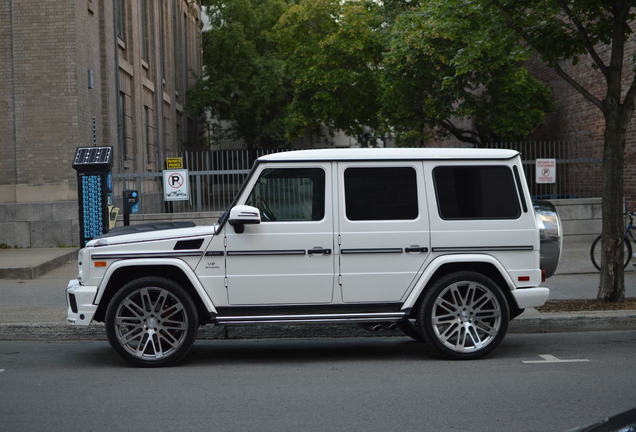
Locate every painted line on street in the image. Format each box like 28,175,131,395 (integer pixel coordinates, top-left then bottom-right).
523,354,590,364
0,369,5,373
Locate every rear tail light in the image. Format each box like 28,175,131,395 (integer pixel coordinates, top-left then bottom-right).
541,269,547,282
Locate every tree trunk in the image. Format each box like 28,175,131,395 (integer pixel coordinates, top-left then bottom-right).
598,107,626,302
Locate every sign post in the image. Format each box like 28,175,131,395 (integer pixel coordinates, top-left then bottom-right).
536,158,556,184
163,169,189,201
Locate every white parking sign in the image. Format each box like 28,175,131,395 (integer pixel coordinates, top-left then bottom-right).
535,159,556,184
163,169,189,201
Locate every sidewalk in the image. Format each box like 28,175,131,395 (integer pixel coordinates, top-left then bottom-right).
0,235,635,341
0,248,77,280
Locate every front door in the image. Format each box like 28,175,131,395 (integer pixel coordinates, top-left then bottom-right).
224,163,335,305
336,161,430,303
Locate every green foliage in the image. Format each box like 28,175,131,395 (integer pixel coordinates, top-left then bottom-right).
190,0,553,147
382,0,551,145
274,0,386,143
188,0,290,148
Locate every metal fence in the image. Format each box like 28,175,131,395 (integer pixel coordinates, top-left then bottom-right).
112,149,286,214
481,141,602,199
112,142,602,214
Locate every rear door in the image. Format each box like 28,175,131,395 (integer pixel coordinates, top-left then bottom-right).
336,161,430,303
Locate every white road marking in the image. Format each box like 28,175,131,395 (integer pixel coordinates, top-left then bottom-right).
523,354,589,364
0,369,5,373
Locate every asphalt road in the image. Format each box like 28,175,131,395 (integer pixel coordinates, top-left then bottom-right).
1,331,635,432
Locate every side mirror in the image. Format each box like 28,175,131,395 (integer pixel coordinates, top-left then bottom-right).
228,205,261,233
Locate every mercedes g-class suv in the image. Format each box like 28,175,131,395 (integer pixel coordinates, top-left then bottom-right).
66,148,561,366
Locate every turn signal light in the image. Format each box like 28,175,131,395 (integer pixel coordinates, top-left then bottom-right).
94,261,107,267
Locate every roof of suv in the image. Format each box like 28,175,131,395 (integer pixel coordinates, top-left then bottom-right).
258,148,519,162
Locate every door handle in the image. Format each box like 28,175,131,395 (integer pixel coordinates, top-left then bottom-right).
307,247,332,255
405,246,428,253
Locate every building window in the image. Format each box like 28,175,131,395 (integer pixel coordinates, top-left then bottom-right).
118,91,128,161
344,167,418,221
144,106,153,164
116,0,126,41
140,0,150,62
433,166,521,220
173,0,181,98
160,0,167,80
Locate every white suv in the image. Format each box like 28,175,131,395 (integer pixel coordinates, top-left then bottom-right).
66,148,560,366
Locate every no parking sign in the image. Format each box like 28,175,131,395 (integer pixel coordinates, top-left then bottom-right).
163,169,189,201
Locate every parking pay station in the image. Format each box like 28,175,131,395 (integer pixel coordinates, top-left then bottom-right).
72,146,113,247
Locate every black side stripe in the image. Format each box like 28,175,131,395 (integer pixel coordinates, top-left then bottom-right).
205,251,225,256
92,251,203,259
341,248,403,254
431,246,534,252
227,249,306,256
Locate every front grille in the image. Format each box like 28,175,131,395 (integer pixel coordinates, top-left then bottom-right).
68,293,78,313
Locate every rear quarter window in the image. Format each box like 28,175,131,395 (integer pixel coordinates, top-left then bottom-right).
433,165,521,220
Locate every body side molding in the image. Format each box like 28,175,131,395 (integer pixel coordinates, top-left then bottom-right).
431,246,534,252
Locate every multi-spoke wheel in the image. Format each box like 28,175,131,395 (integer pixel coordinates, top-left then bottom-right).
105,277,198,367
417,271,509,359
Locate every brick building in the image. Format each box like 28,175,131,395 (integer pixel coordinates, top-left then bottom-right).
0,0,202,247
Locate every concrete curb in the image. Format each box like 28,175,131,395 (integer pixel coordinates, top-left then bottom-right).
0,249,77,279
1,311,636,341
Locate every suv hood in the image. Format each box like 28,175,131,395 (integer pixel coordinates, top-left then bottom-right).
87,223,216,247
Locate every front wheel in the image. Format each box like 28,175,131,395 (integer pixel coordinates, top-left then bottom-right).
105,277,199,367
590,235,632,271
417,271,509,360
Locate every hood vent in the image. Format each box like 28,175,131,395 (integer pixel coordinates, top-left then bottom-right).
174,239,204,250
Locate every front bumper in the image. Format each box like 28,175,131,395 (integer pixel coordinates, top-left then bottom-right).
512,287,550,309
66,279,98,326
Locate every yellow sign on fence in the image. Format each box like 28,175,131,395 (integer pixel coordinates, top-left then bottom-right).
165,157,183,169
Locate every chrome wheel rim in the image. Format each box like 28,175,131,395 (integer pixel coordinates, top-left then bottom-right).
114,287,188,361
431,281,502,353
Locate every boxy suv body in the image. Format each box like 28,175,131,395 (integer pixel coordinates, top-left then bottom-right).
66,148,560,366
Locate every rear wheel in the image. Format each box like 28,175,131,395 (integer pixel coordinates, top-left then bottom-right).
105,277,198,367
590,235,632,270
417,271,509,359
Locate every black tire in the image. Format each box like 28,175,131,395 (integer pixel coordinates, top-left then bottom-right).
590,235,633,271
105,277,199,367
417,271,509,360
399,321,427,342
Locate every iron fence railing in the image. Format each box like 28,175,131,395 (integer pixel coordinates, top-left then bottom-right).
112,143,602,214
481,141,602,199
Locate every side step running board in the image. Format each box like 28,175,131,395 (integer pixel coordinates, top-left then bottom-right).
214,311,406,325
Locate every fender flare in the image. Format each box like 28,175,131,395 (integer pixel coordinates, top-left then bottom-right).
401,254,516,311
94,258,217,314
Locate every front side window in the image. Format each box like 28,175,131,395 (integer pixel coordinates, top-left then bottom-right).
344,167,418,221
245,168,325,222
433,165,521,219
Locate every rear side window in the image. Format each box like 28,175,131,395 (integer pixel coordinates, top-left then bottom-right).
433,166,521,219
344,167,418,220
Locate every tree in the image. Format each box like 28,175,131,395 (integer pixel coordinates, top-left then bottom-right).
188,0,290,149
482,0,635,301
274,0,385,144
381,0,552,146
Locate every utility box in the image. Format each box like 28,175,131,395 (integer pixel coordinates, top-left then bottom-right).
72,146,113,247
